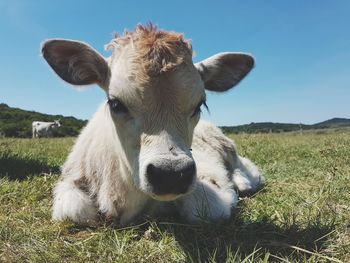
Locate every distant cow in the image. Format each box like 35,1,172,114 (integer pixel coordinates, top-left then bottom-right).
32,120,61,138
42,24,264,225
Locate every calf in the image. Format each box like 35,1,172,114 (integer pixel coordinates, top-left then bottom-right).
32,120,61,138
42,24,264,225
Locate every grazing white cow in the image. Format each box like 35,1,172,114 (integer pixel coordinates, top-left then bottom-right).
42,24,264,225
32,120,61,138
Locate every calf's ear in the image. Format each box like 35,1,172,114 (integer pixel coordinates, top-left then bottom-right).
41,39,110,90
195,52,254,92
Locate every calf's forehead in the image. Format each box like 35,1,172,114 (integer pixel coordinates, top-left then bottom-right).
108,61,205,113
142,64,205,109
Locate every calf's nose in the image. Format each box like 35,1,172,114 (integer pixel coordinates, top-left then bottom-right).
146,160,196,195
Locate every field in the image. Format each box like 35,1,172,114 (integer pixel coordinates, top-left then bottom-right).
0,132,349,262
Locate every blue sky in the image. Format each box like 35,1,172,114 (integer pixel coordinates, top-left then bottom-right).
0,0,349,126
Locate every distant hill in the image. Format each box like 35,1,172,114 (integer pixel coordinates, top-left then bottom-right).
0,103,87,138
313,118,350,128
221,118,350,134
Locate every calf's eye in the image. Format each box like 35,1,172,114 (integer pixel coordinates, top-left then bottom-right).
191,100,208,117
108,98,129,114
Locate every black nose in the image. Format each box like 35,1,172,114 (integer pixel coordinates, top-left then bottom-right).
146,161,196,195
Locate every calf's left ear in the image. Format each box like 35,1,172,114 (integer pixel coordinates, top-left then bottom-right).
195,52,254,92
41,39,110,90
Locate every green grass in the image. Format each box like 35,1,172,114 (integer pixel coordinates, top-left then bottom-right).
0,133,349,262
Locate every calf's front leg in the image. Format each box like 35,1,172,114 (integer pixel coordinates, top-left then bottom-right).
52,177,98,224
176,179,238,223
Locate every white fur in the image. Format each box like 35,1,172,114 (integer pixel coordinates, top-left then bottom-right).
233,156,265,193
178,180,238,223
53,179,97,223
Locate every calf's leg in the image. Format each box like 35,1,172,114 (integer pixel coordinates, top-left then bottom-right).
176,179,238,223
52,178,97,223
232,156,264,195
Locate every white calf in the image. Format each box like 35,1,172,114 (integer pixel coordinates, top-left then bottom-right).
42,24,264,225
32,120,60,138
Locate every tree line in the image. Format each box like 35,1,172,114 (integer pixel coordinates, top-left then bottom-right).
0,103,87,138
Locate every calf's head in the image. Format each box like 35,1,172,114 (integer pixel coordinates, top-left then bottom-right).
54,120,61,127
42,25,254,201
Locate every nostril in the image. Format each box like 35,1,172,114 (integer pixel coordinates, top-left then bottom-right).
146,163,155,175
146,163,161,185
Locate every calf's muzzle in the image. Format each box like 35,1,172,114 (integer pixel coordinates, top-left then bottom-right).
146,158,196,196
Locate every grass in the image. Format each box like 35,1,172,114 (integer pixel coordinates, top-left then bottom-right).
0,132,349,262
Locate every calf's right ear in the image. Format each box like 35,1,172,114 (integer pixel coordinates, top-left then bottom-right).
41,39,110,90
